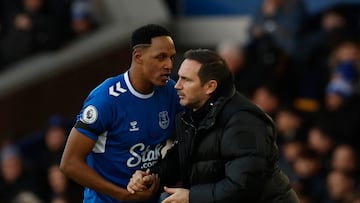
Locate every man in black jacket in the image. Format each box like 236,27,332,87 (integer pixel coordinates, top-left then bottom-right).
128,49,299,203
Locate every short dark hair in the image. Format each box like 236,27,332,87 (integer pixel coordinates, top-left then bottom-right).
183,49,232,85
183,49,234,97
130,24,172,48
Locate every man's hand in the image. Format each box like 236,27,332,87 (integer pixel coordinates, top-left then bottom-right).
161,186,189,203
123,174,160,201
127,169,155,194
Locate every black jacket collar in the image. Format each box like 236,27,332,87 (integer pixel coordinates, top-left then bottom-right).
183,85,236,129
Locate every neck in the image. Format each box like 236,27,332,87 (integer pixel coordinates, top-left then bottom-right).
188,98,213,127
128,67,154,94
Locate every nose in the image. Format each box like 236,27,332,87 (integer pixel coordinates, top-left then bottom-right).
164,58,173,71
174,79,181,90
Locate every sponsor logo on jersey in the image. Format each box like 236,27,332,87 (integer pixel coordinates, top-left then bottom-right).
127,143,163,169
158,111,169,129
109,82,126,97
81,105,98,124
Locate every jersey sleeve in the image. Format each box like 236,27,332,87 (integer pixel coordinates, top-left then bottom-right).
75,85,114,140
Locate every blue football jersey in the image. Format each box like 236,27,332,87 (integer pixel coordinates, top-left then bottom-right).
75,71,182,203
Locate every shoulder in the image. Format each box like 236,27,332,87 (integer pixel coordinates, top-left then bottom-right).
88,74,127,100
221,92,274,125
77,75,127,130
219,92,256,116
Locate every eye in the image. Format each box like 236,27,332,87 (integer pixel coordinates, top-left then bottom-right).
181,77,190,82
156,54,167,61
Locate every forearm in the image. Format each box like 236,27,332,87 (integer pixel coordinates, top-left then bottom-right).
60,157,134,201
61,128,157,201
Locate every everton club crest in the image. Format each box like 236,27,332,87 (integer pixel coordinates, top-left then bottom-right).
158,111,169,129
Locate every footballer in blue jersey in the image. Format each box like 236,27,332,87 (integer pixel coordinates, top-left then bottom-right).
75,71,181,202
60,24,181,203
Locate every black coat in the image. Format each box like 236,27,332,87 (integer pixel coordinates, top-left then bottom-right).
156,91,299,203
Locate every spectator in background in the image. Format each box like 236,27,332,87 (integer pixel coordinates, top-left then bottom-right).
326,40,360,102
38,115,68,170
0,0,61,66
307,125,335,171
216,41,257,97
47,164,68,201
326,39,360,113
278,139,307,186
71,0,100,38
307,126,334,155
250,0,307,56
330,145,359,177
216,41,245,74
47,164,83,202
292,150,327,203
251,84,280,118
0,145,46,202
275,107,304,143
327,40,360,88
326,170,357,203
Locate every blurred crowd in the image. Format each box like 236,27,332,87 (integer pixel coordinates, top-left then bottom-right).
1,0,360,202
0,0,101,70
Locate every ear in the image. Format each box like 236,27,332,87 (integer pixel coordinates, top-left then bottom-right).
205,80,217,95
133,49,143,64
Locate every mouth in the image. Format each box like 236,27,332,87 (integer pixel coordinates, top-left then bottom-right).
177,92,185,99
160,73,170,81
